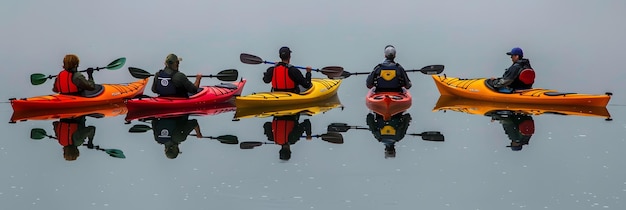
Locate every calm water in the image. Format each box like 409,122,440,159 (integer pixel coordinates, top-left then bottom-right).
2,0,626,209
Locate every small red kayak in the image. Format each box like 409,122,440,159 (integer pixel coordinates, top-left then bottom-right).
125,79,246,111
365,88,412,121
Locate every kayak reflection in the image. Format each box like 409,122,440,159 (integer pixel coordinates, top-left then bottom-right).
126,103,238,159
433,95,612,151
29,115,125,161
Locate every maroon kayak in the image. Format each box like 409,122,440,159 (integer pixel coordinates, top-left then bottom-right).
125,79,246,111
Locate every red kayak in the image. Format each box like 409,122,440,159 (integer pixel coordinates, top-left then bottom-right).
365,88,412,121
125,102,236,122
125,79,246,111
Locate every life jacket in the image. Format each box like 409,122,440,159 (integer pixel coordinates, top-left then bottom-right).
272,118,296,145
271,63,297,92
374,63,402,91
53,120,79,146
155,70,181,97
54,70,80,94
511,59,534,89
152,118,177,144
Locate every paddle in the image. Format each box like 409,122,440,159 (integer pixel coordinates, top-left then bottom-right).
239,53,344,78
128,67,239,82
326,123,445,142
239,132,344,149
29,128,126,158
340,64,445,78
127,124,239,144
30,57,126,85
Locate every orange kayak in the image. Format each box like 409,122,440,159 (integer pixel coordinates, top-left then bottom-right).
433,95,612,120
432,75,611,107
365,88,412,121
10,79,149,111
10,102,127,123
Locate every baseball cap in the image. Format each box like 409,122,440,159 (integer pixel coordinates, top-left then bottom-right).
506,47,523,57
279,46,291,57
165,54,182,64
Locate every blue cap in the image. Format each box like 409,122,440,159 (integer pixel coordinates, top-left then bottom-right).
506,47,523,57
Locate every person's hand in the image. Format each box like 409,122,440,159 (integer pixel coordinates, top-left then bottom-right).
306,134,312,140
195,73,202,80
86,68,94,75
306,66,312,73
195,132,203,139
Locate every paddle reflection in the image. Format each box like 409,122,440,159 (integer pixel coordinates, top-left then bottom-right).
126,102,238,159
433,95,612,151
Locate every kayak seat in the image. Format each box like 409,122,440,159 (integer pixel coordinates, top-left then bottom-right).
215,83,238,89
519,69,535,85
81,84,105,98
544,92,577,96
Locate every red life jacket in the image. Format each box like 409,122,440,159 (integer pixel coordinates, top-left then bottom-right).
54,70,80,94
272,118,296,145
271,64,296,91
54,121,78,146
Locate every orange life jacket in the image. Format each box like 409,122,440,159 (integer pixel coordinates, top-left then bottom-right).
54,70,80,94
54,121,78,146
272,118,296,145
271,64,296,91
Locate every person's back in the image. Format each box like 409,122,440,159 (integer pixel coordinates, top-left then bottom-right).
262,47,312,94
366,45,412,92
152,54,202,98
53,54,97,96
493,47,534,92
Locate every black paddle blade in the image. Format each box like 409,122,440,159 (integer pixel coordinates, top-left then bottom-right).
327,123,351,132
129,124,152,133
240,53,264,65
240,141,263,149
320,132,344,144
409,65,445,75
128,67,154,79
104,57,127,70
213,69,239,81
410,131,445,141
320,66,345,78
213,135,239,144
30,128,47,140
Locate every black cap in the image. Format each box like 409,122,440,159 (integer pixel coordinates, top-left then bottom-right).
279,46,291,59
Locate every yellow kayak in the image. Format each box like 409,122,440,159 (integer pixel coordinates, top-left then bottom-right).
235,78,341,108
234,94,342,119
432,95,612,120
432,75,611,107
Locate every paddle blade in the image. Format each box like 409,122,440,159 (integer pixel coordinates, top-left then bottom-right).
214,135,239,144
240,53,264,65
320,66,344,78
30,128,47,140
240,141,263,149
104,149,126,158
128,67,154,79
320,132,344,144
327,123,351,132
214,69,238,81
411,131,445,142
129,124,152,133
104,57,127,70
30,73,49,85
409,65,444,75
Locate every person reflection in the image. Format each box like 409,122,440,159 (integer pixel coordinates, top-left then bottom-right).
263,115,312,161
366,112,412,158
151,114,203,159
488,111,535,151
52,116,95,161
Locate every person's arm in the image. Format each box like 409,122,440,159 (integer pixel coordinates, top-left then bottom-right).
173,72,199,94
288,66,312,89
52,77,59,93
366,66,379,89
72,71,96,91
193,74,202,89
494,64,521,88
263,67,274,84
151,72,158,94
397,64,412,89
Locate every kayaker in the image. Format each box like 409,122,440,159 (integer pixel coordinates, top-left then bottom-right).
366,112,412,158
366,45,412,92
263,115,312,160
52,54,101,97
489,111,534,151
262,46,312,94
492,47,534,93
151,114,203,159
52,116,96,161
152,54,202,98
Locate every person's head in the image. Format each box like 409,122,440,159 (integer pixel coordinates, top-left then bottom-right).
165,144,180,159
279,46,291,61
384,45,396,60
506,47,523,62
165,53,182,70
63,54,80,71
279,145,291,160
63,145,80,161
